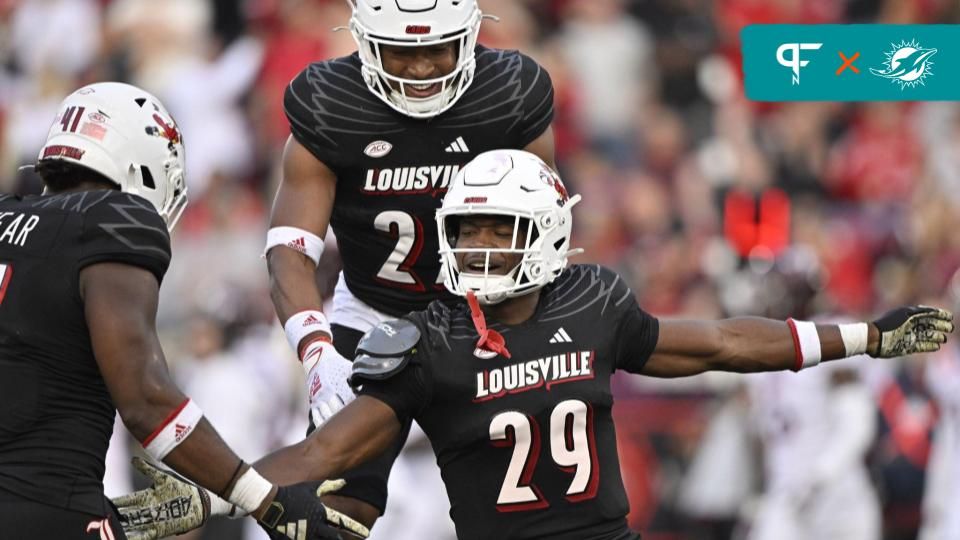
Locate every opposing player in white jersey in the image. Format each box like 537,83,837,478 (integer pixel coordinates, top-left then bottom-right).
747,358,881,540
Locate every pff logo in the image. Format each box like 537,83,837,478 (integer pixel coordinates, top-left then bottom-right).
777,42,823,85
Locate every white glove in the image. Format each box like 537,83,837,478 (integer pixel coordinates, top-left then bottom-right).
302,338,356,428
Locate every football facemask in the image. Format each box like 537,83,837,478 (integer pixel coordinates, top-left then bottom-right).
438,150,582,305
348,0,483,118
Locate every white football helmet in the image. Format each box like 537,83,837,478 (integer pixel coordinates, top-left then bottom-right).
438,150,582,305
348,0,483,118
37,82,188,230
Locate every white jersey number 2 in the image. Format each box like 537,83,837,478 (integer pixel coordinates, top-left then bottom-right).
489,399,599,512
374,211,444,290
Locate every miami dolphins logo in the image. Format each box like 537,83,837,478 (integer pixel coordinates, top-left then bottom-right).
870,39,937,89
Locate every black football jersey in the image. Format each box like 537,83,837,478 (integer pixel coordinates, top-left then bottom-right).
0,190,170,515
284,45,554,317
359,265,657,540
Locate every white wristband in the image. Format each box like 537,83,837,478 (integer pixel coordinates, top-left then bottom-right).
284,310,332,355
839,322,869,356
787,319,822,371
264,226,325,266
142,399,203,460
228,467,274,515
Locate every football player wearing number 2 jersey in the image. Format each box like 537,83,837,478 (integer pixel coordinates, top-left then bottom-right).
264,0,556,528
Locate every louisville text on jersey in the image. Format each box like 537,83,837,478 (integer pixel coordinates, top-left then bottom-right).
474,350,596,402
363,164,462,196
0,211,40,247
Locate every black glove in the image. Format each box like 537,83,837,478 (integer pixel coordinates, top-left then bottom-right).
258,481,369,540
871,306,954,358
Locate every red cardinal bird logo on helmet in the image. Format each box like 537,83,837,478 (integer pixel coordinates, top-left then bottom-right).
539,167,569,204
151,114,181,145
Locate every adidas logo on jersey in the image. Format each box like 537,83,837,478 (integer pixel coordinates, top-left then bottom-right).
275,519,308,540
363,164,462,194
549,327,573,344
445,136,470,153
474,351,595,402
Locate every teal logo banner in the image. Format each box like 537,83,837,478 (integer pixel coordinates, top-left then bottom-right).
742,25,959,101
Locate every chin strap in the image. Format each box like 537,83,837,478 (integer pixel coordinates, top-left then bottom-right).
466,291,511,359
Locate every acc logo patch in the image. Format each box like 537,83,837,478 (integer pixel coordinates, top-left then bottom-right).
364,140,393,158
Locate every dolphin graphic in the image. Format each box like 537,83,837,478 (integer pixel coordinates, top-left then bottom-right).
870,46,937,82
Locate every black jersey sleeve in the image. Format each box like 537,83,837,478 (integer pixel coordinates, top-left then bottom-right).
357,358,431,424
79,192,171,283
285,64,337,167
597,267,659,374
515,52,554,148
356,314,434,421
283,57,379,170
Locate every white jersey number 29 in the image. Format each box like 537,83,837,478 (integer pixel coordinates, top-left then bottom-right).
374,211,444,290
489,399,599,512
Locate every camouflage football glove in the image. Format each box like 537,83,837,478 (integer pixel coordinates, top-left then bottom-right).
871,306,954,358
259,481,370,540
112,457,210,540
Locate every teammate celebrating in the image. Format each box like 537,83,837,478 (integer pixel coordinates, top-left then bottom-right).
264,0,555,526
122,149,953,540
0,82,366,540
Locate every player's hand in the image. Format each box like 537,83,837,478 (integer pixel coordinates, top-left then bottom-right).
112,457,210,540
302,339,356,428
259,480,370,540
871,306,954,358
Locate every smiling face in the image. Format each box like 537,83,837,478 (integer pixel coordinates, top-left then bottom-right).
453,215,529,276
379,42,458,99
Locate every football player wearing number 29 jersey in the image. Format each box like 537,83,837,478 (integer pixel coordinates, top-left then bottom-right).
263,0,555,528
247,149,952,540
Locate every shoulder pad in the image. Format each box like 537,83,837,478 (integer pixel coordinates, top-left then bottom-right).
349,320,421,387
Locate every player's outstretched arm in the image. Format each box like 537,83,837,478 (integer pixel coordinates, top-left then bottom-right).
641,306,954,378
267,136,356,428
83,262,361,539
253,396,403,486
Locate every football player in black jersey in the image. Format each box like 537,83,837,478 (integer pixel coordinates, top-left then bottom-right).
0,82,367,540
264,0,556,527
124,149,953,540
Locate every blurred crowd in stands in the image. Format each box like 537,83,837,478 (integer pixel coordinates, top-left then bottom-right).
2,0,960,539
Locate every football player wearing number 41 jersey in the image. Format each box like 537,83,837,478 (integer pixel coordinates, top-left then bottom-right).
264,0,555,529
127,149,954,540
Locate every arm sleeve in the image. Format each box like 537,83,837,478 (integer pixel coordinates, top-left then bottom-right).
79,193,171,284
357,359,431,424
515,52,555,148
603,268,659,373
